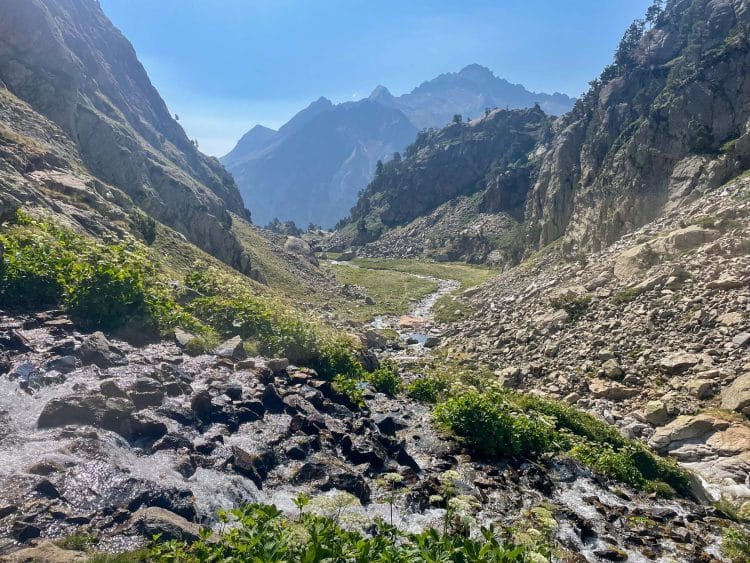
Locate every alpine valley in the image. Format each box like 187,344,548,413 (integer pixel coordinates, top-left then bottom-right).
0,1,749,562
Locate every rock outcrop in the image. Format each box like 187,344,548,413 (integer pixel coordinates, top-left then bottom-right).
0,0,252,272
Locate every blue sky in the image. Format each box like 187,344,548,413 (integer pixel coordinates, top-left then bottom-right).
100,0,652,156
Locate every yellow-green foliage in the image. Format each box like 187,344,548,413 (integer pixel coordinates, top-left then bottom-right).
0,210,197,333
147,503,534,562
434,389,690,496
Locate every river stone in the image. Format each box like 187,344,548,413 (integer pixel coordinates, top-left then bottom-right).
128,507,202,542
77,331,115,367
232,446,276,487
721,373,750,414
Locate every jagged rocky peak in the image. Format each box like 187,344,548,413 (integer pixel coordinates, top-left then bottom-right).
0,0,252,273
368,84,396,104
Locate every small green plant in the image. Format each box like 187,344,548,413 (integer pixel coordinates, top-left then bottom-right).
54,531,97,551
292,492,311,521
147,503,534,561
723,526,750,562
407,376,449,403
333,375,365,409
377,472,405,527
367,360,401,396
612,286,643,305
549,293,591,321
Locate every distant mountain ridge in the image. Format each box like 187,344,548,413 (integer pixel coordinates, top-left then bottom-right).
222,65,575,227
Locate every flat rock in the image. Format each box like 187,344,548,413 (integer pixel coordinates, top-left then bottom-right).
658,352,700,374
127,507,202,542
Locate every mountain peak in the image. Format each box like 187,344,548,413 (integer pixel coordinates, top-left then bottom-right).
369,85,394,103
458,64,495,79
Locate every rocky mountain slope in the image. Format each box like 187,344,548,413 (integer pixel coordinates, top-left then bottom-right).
526,0,750,253
222,66,574,229
328,106,551,264
336,0,750,268
0,0,251,272
222,98,417,228
441,172,750,527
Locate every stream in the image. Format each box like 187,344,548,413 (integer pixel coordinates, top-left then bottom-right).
329,259,460,348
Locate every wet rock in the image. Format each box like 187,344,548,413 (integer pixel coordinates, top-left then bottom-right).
262,384,284,413
0,330,32,353
215,336,246,361
341,435,388,467
373,414,407,436
100,379,128,398
77,331,117,368
33,478,60,499
321,471,371,503
152,433,193,452
11,521,41,542
721,373,750,414
127,507,202,542
231,446,276,488
190,390,212,419
44,356,77,374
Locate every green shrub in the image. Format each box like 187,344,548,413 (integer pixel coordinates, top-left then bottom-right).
723,526,750,562
434,390,691,496
549,294,591,321
407,376,449,403
434,391,555,457
131,211,157,245
147,503,533,562
367,360,401,396
332,375,365,409
0,211,183,333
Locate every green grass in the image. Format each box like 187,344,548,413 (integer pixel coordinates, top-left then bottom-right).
349,258,495,289
323,262,439,323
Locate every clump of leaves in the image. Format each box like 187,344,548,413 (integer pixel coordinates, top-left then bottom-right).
131,211,157,245
148,503,535,562
407,376,450,403
367,360,401,396
435,389,691,496
723,526,750,562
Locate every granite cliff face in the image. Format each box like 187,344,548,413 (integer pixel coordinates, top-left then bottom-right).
0,0,252,272
527,0,750,253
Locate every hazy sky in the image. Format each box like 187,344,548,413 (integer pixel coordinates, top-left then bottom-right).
100,0,652,157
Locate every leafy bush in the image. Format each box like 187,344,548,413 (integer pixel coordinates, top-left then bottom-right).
434,391,555,457
148,503,534,562
407,376,449,403
184,263,363,379
435,390,690,496
0,211,189,333
367,360,401,396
